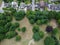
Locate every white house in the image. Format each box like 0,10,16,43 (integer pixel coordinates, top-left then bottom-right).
11,1,18,9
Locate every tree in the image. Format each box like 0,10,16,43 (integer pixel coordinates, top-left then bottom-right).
46,11,56,20
0,20,7,26
55,12,60,20
21,27,26,32
15,35,21,41
0,26,7,34
14,10,25,21
33,32,41,41
29,19,35,24
9,22,19,31
0,34,5,41
6,16,12,22
6,31,17,39
44,36,56,45
17,28,21,31
4,22,12,31
52,28,58,35
39,31,44,38
36,20,41,25
32,25,39,33
57,19,60,26
46,26,53,33
0,13,6,20
3,0,13,3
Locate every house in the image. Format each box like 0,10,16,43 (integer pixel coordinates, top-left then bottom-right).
11,1,18,9
49,0,60,3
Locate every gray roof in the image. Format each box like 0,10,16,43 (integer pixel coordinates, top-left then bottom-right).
0,10,4,13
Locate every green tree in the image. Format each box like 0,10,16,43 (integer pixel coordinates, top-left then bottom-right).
57,19,60,26
14,10,25,21
9,22,19,31
39,31,44,38
21,27,26,32
6,31,17,39
29,19,35,24
36,20,41,25
0,34,5,41
15,35,21,41
17,28,21,31
44,36,56,45
32,25,39,33
3,0,13,3
52,28,58,35
33,32,40,41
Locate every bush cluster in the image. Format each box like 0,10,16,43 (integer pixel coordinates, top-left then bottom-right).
32,25,44,41
15,35,21,41
14,10,25,21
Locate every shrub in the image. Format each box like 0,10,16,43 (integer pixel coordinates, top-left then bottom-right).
0,34,5,41
0,26,8,34
29,19,35,24
15,35,21,41
36,20,41,25
52,28,58,35
0,20,7,26
47,11,56,20
3,0,13,3
44,36,56,45
32,25,39,33
14,10,25,21
33,32,41,41
14,22,20,28
6,16,12,22
46,26,53,33
57,19,60,26
21,27,26,32
9,23,19,31
6,31,17,39
39,31,44,38
40,19,48,24
55,12,60,20
17,28,21,31
51,35,59,45
5,22,12,31
0,13,6,20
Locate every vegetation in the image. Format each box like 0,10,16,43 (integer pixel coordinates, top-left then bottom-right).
0,7,60,44
36,20,41,25
14,10,25,21
33,31,44,41
32,25,39,33
0,34,5,41
21,27,26,32
39,31,44,38
57,19,60,26
15,35,21,41
44,36,56,45
52,28,58,35
3,0,13,3
33,32,41,41
9,22,19,31
17,28,21,31
6,31,17,39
